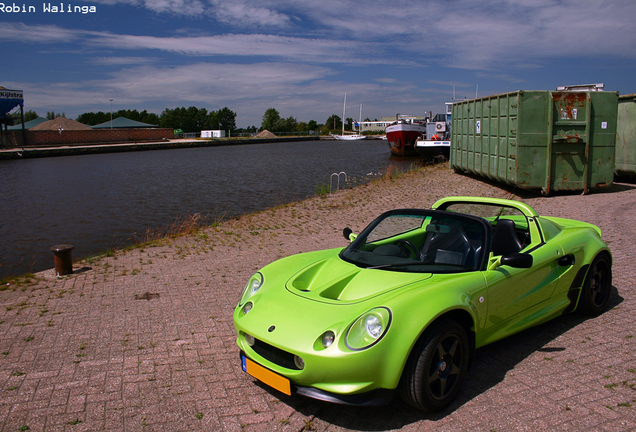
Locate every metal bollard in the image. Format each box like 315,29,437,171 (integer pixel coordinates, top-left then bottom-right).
50,244,74,276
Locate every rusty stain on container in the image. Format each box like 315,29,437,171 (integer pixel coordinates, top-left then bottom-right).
553,92,587,120
50,244,74,276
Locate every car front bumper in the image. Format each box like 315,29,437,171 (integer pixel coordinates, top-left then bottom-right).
240,351,396,406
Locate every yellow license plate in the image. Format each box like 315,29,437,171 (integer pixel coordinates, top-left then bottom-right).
241,356,291,396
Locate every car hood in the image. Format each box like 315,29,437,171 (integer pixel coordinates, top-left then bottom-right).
285,254,432,304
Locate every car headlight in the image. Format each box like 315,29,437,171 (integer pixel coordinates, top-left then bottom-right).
240,272,263,304
345,307,392,351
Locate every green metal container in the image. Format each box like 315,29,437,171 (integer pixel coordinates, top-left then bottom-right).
616,94,636,176
450,90,618,194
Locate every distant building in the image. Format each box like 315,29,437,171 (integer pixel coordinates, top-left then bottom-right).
8,117,48,130
359,114,431,132
200,130,226,138
92,117,158,129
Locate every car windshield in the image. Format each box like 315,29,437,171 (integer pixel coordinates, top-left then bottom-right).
340,209,489,273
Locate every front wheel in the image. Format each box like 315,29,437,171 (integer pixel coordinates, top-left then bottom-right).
577,253,612,315
399,319,469,412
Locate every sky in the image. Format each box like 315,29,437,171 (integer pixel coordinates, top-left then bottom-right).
1,0,635,128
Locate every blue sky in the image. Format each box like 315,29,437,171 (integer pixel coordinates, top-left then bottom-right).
1,0,635,128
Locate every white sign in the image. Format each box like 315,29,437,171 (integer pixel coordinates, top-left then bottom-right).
475,120,481,134
601,122,608,129
0,89,23,99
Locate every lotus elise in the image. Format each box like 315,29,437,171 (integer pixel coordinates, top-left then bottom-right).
233,196,612,412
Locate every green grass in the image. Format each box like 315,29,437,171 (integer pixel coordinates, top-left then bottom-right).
0,274,37,290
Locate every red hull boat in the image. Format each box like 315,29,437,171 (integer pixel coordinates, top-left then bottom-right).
385,120,426,156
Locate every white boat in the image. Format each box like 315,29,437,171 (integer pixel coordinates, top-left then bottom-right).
415,102,453,159
332,93,367,140
333,133,367,141
415,138,450,159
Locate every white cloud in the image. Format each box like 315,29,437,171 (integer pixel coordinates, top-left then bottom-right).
210,1,292,27
0,22,78,43
141,0,205,15
90,57,161,65
91,0,206,15
7,0,635,71
253,0,636,68
85,32,397,65
83,0,636,68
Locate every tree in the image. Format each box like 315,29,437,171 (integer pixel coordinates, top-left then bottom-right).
76,111,109,125
261,108,280,131
159,106,203,132
24,110,38,122
273,115,297,132
285,116,298,132
156,106,235,133
77,109,161,126
307,120,318,131
46,111,65,120
9,110,38,125
236,125,257,134
325,114,342,132
216,107,237,133
296,121,308,132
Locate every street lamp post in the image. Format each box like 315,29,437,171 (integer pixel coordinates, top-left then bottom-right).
110,99,113,129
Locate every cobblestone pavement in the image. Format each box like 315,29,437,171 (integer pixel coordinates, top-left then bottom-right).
1,165,635,431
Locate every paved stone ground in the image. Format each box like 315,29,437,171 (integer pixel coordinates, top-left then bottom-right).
1,164,635,431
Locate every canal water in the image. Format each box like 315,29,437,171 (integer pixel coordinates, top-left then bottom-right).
0,140,420,278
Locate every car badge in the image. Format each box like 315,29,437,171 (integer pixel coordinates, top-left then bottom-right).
268,325,275,332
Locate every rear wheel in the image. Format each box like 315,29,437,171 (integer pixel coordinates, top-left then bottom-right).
399,319,469,412
577,253,612,315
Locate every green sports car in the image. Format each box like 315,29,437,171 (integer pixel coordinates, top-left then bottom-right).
233,196,612,412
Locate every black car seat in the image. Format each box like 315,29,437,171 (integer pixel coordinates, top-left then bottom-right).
491,219,523,256
421,224,472,266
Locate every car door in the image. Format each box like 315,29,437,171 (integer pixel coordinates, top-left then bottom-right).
483,241,564,331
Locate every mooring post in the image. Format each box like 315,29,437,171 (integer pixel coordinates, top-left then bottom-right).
50,244,74,276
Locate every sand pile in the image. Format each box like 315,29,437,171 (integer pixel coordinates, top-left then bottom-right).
256,129,277,138
30,117,92,131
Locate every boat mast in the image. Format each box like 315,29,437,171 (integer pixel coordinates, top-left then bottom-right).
342,93,346,135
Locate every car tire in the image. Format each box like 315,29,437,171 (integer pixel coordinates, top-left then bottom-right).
577,253,612,315
399,319,469,412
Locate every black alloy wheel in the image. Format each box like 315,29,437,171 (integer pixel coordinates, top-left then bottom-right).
400,319,469,412
577,253,612,315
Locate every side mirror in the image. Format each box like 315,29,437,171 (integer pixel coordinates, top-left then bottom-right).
558,254,575,266
343,227,356,242
500,253,533,268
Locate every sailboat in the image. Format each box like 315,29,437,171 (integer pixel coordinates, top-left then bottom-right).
332,93,367,140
